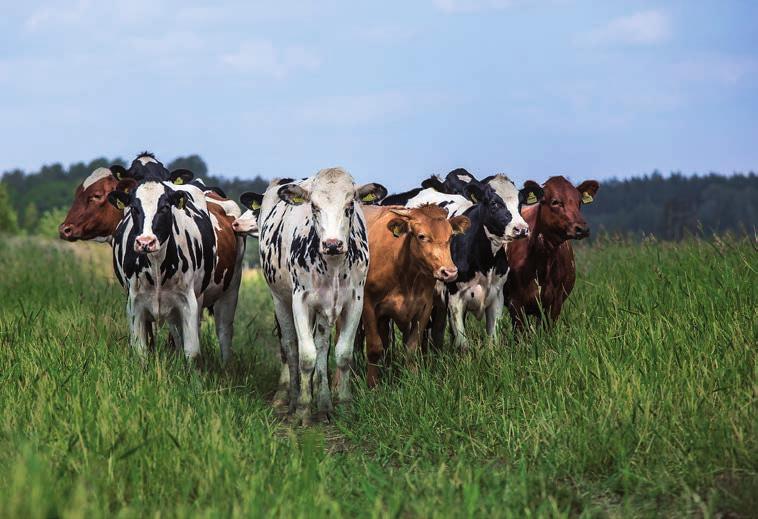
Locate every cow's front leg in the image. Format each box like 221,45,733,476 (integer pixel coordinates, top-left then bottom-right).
272,300,297,412
291,294,316,425
127,298,149,356
448,295,469,352
313,316,333,421
180,293,201,360
335,290,364,405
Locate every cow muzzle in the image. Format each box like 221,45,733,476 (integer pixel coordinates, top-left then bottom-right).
135,235,159,253
58,223,78,241
435,266,458,282
322,239,345,256
569,225,590,239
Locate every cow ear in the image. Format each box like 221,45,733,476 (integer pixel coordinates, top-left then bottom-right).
356,183,388,204
278,184,309,205
240,192,263,212
577,180,599,204
107,190,130,210
387,218,409,237
449,215,470,236
110,165,129,181
169,169,194,185
464,183,484,204
520,181,544,206
171,191,188,210
116,178,138,194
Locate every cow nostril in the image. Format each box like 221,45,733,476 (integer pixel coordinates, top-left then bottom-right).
323,239,344,254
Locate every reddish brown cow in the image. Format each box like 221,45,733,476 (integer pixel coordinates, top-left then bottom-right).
505,176,599,328
361,205,469,386
59,168,122,241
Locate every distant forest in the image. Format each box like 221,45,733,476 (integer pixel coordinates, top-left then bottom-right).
1,156,755,240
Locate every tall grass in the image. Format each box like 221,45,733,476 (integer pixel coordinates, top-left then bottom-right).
0,235,755,517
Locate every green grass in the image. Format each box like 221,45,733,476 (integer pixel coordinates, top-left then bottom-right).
0,235,755,518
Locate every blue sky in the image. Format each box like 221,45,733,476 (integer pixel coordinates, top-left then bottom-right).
1,0,756,189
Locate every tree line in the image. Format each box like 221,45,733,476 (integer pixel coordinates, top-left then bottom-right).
0,157,755,240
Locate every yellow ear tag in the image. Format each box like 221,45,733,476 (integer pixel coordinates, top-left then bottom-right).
526,192,537,204
582,192,594,204
174,177,184,185
178,196,186,210
116,199,125,210
469,194,478,203
391,225,402,237
291,196,304,204
362,193,377,202
251,200,261,210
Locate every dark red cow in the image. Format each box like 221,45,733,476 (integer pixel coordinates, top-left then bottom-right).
505,176,599,327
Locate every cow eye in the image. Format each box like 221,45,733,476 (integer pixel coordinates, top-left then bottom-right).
417,234,427,241
551,199,561,207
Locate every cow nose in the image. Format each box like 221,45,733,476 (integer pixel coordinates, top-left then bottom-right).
322,239,345,255
515,226,529,238
59,223,74,240
436,266,458,282
135,235,158,253
232,220,241,232
574,225,590,238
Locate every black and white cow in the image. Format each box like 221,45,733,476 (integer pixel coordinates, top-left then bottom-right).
257,168,386,424
109,175,219,359
385,169,542,349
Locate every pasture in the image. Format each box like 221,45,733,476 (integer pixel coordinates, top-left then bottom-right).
0,235,755,517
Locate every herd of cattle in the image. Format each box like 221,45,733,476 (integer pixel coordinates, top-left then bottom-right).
59,152,599,424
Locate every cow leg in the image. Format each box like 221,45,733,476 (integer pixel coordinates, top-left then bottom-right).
291,295,316,425
362,302,383,388
272,299,297,412
334,292,364,406
485,290,505,345
447,295,469,352
430,301,447,351
180,293,201,360
313,316,333,421
127,298,149,356
213,286,239,365
167,322,183,352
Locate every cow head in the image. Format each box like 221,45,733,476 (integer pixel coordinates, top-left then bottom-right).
387,205,469,282
109,180,193,254
421,168,476,195
110,152,170,183
462,181,515,249
277,168,387,256
538,176,599,240
234,191,264,235
483,175,544,241
59,167,122,241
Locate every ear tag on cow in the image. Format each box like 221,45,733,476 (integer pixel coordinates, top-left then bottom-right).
361,192,377,203
582,192,594,204
174,177,184,185
468,194,478,203
391,224,402,237
291,196,305,204
116,199,125,210
526,192,537,204
178,196,186,210
251,200,261,210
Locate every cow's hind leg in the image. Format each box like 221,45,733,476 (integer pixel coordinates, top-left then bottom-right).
448,295,469,352
213,285,239,365
485,290,505,346
180,293,202,360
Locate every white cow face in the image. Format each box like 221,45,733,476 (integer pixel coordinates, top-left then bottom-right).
278,168,386,256
485,175,536,241
234,192,263,235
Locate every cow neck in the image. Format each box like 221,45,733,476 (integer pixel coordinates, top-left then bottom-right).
396,233,435,290
452,205,498,283
528,204,567,258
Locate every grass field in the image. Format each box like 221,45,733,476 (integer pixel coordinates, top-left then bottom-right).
0,235,755,518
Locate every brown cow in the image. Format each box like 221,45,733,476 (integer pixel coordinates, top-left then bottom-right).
361,205,469,386
505,176,599,328
59,168,122,242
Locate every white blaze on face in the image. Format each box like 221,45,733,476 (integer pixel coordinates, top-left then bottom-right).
135,182,164,241
487,174,529,240
309,168,356,248
82,167,113,191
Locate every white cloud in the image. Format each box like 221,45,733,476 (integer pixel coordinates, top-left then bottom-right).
581,10,671,46
221,40,321,78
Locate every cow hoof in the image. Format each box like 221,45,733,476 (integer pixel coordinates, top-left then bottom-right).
272,390,289,410
315,411,332,424
291,406,313,427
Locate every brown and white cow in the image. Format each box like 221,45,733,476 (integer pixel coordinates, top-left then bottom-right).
361,204,469,386
59,168,122,242
505,176,599,328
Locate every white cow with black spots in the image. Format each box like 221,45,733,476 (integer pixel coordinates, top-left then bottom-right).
256,168,386,424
